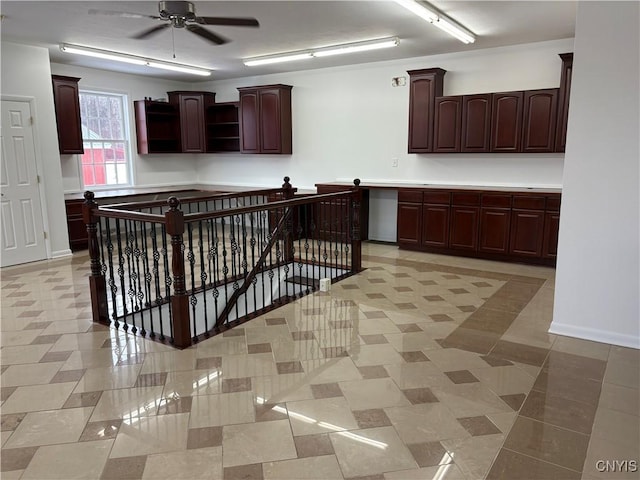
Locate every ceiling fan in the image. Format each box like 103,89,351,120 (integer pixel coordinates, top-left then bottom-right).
89,1,259,45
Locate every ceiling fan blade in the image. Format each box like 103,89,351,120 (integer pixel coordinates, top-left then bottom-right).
195,16,260,27
185,24,229,45
88,8,160,20
132,24,171,40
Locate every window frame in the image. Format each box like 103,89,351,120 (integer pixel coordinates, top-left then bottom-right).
78,88,135,190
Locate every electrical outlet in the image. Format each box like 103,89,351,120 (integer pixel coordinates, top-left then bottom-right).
392,158,399,167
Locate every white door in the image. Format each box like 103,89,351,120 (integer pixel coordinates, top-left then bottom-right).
1,100,47,267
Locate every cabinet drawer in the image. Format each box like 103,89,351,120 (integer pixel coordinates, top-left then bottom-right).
451,192,480,206
513,195,545,210
546,196,561,212
398,190,424,203
481,194,511,208
423,191,450,205
65,200,84,216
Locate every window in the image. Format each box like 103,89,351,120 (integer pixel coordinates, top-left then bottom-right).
79,91,131,187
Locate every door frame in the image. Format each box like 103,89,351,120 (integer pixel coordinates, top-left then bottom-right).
2,95,52,261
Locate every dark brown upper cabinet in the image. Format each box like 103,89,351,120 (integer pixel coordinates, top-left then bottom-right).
52,75,84,154
555,53,574,152
433,96,462,153
522,89,558,153
134,100,181,154
168,91,216,153
491,91,524,152
461,94,492,152
407,68,446,153
238,84,293,154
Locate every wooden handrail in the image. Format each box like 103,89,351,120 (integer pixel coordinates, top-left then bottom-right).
183,189,358,223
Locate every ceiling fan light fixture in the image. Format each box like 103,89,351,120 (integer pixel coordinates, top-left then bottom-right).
394,0,475,44
313,37,399,57
60,44,212,76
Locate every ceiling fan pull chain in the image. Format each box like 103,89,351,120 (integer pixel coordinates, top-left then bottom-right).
172,26,176,58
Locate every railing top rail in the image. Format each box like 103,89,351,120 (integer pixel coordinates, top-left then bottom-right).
183,189,358,223
100,187,295,211
94,207,166,224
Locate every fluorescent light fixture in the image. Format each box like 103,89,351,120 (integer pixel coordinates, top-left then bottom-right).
60,44,212,76
60,44,146,65
313,37,399,57
394,0,476,44
243,37,400,67
432,17,476,44
243,52,313,67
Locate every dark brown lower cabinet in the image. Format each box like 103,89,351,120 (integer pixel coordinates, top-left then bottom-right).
542,211,560,259
397,202,422,245
450,206,479,251
65,200,88,251
509,209,545,257
395,187,559,266
479,208,511,254
421,191,450,248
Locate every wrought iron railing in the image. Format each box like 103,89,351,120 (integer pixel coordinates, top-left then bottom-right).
84,178,363,348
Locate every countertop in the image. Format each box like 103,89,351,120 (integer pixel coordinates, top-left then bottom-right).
64,184,315,202
314,181,562,194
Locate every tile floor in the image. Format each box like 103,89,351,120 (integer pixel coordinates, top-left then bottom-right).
1,242,638,479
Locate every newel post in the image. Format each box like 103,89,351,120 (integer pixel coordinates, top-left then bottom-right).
83,191,109,325
282,176,295,262
164,197,192,349
350,179,363,273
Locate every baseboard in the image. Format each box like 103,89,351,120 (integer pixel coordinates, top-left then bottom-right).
51,249,72,259
549,321,640,349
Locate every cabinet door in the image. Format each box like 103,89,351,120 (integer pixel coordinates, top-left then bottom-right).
542,211,560,259
407,69,446,153
522,89,558,152
461,94,491,152
450,206,479,251
509,209,545,257
479,208,511,254
422,204,450,248
179,94,206,153
52,76,84,154
397,202,422,245
259,89,283,154
433,96,462,152
239,90,260,153
491,92,523,152
556,53,573,152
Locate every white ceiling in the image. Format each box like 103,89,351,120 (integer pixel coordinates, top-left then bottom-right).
0,1,577,83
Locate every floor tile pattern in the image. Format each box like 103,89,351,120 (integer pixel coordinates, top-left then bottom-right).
1,243,638,479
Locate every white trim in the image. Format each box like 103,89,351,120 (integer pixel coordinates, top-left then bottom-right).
51,249,73,259
549,322,640,350
1,95,52,260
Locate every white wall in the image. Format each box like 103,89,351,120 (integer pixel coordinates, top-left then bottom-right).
551,2,639,348
49,63,197,192
1,42,70,257
196,38,573,191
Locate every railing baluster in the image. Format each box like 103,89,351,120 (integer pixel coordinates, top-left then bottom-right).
199,219,209,336
151,222,162,339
